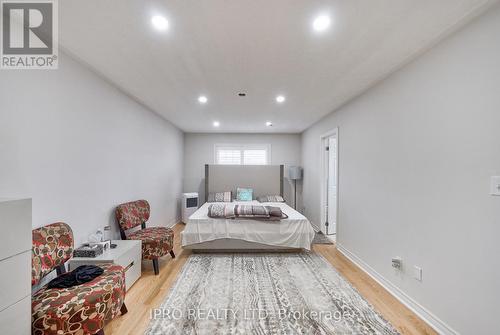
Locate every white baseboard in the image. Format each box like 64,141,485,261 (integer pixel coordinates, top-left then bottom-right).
167,218,181,228
336,243,458,335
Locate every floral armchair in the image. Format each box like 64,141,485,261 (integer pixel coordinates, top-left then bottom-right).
31,222,127,335
115,200,175,275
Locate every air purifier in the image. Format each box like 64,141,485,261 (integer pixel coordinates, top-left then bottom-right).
182,192,198,223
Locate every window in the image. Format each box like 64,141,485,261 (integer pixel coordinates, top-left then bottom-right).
215,144,270,165
216,149,241,165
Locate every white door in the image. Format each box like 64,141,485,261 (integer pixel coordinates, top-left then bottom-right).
320,143,329,234
320,132,338,236
327,136,337,235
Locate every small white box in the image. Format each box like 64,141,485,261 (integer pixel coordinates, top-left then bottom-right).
490,176,500,196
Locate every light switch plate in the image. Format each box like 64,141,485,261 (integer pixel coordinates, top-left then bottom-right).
491,176,500,196
413,266,423,281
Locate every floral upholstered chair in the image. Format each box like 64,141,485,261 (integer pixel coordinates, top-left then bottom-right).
31,222,127,335
115,200,175,275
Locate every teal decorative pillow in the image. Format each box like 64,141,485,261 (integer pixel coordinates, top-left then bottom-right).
237,188,253,201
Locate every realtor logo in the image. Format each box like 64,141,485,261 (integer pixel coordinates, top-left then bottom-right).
1,0,58,69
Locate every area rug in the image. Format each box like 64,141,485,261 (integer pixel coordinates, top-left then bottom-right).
146,253,399,335
312,231,335,245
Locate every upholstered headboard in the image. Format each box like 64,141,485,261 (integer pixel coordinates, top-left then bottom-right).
205,164,284,202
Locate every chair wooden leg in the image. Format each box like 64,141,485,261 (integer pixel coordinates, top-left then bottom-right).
96,329,104,335
120,302,128,315
152,259,159,275
169,250,176,259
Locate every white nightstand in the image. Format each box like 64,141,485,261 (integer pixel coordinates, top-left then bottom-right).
69,240,142,291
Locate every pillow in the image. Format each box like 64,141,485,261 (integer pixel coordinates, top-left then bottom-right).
257,195,285,203
236,188,253,201
207,191,232,202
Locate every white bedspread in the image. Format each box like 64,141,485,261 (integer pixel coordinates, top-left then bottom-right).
181,201,315,250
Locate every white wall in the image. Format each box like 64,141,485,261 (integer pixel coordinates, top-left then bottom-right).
302,5,500,334
183,133,302,208
0,52,184,246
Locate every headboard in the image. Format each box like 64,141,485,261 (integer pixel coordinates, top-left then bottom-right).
205,164,284,202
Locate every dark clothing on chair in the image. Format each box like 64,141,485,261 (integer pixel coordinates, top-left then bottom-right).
47,265,104,289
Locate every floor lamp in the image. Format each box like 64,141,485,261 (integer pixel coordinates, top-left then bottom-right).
289,166,302,210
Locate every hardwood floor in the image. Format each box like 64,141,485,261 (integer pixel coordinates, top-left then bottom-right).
104,223,437,335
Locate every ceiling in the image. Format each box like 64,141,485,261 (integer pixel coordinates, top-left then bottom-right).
59,0,494,133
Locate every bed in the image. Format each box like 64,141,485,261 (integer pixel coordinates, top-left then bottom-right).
181,164,315,251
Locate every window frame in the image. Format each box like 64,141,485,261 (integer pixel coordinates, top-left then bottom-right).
214,143,271,165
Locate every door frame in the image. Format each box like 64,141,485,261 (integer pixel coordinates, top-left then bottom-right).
319,127,339,235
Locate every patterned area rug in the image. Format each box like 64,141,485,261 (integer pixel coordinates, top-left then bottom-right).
146,253,399,335
312,231,335,245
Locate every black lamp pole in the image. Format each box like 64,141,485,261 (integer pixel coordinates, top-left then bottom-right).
294,179,297,209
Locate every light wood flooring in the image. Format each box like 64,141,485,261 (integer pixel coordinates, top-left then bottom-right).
104,223,437,335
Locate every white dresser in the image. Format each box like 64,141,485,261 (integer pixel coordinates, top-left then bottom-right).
68,240,142,291
0,198,32,335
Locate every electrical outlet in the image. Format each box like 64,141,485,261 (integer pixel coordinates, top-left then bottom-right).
413,266,423,281
391,257,402,270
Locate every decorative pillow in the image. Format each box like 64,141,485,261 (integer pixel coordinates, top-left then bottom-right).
257,195,285,203
207,191,232,202
237,188,253,201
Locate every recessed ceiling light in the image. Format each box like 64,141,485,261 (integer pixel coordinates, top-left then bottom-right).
313,15,331,32
213,121,220,127
266,121,273,127
276,95,286,103
198,95,208,104
151,15,168,31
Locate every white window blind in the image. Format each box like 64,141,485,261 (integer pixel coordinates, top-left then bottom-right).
243,149,267,165
215,145,270,165
216,149,242,165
